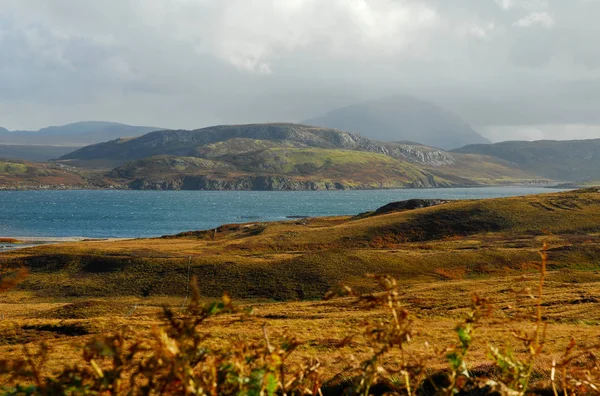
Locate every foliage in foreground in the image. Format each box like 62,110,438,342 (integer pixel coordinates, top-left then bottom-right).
1,244,600,395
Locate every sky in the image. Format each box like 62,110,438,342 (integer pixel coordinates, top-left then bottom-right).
1,0,600,142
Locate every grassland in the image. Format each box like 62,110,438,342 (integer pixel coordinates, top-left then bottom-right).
2,189,600,393
0,161,27,175
0,159,106,189
105,145,543,190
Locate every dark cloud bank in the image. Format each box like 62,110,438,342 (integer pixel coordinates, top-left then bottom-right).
1,0,599,142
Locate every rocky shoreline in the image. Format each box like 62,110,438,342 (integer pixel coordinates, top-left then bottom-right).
127,175,446,191
0,174,554,191
0,181,554,191
124,175,552,191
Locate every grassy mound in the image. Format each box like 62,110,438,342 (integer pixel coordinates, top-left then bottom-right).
0,323,92,346
34,300,128,319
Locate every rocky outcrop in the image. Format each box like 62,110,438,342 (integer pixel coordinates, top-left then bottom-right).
386,145,455,166
127,174,451,191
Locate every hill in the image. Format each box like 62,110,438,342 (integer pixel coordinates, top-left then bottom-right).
0,159,106,189
302,96,490,149
0,121,162,146
105,149,449,190
3,188,600,298
454,139,600,181
61,123,542,190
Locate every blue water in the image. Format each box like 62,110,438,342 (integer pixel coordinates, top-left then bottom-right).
0,187,566,238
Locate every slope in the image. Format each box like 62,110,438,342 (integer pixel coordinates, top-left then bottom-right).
106,148,453,190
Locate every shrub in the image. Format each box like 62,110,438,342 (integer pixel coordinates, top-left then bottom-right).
1,244,600,395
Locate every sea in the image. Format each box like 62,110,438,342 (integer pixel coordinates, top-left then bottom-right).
0,187,567,239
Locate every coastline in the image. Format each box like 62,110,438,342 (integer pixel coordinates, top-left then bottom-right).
0,181,561,192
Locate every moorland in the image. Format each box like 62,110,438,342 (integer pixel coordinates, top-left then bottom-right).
1,188,600,393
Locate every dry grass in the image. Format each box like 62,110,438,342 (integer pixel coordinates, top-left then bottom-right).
1,270,600,394
1,189,600,393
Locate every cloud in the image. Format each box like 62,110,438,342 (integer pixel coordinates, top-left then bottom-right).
0,0,599,142
514,12,554,28
496,0,514,10
481,124,600,142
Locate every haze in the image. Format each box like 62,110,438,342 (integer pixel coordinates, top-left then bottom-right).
1,0,599,142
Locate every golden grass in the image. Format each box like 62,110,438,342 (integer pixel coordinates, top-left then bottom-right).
1,271,599,392
1,189,600,393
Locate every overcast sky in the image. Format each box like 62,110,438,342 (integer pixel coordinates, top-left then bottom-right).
1,0,600,141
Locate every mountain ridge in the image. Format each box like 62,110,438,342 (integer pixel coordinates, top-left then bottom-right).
454,139,600,181
0,121,162,146
0,145,79,162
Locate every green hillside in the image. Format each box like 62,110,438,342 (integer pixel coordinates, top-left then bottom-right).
0,160,102,189
60,123,544,190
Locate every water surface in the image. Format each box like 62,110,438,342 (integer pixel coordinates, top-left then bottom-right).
0,187,566,238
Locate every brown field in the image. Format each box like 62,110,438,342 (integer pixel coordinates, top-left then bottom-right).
1,188,600,394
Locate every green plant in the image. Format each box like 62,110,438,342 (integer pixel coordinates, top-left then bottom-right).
0,277,322,395
325,274,426,396
485,242,549,395
4,242,600,395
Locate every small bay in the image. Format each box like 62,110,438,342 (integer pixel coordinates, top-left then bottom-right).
0,187,566,238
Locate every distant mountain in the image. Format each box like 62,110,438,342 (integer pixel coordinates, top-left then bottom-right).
454,139,600,182
59,123,543,190
0,145,79,162
0,121,162,146
302,96,490,150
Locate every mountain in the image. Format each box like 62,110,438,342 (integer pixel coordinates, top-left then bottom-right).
0,121,162,146
454,139,600,182
302,96,490,150
61,123,543,190
0,145,79,162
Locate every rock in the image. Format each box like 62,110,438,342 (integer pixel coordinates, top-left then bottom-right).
374,199,448,215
